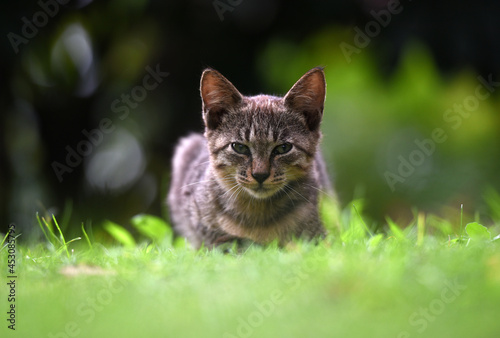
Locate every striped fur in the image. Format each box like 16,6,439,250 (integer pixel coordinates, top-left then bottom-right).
167,68,332,248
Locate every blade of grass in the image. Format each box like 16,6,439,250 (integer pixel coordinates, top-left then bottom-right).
38,213,61,247
460,203,464,239
385,217,407,241
37,212,52,245
1,233,22,252
352,204,374,237
0,231,10,248
417,212,425,246
82,223,92,249
52,214,70,258
65,237,81,245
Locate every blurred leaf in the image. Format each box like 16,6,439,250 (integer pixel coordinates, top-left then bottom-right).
320,195,341,234
386,217,407,242
130,214,172,243
173,237,188,249
103,221,136,248
466,222,491,241
341,202,369,243
427,215,453,236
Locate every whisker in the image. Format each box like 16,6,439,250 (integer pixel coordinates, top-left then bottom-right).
180,179,217,189
193,160,211,167
285,184,312,205
228,185,243,205
302,183,336,200
221,183,240,199
281,186,295,207
180,174,234,190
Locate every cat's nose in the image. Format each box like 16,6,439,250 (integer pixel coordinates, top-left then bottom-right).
252,172,270,184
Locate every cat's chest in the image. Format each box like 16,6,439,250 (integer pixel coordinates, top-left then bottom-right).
213,200,311,243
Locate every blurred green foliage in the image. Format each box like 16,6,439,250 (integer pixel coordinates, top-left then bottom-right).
3,2,500,237
259,28,500,225
6,204,500,337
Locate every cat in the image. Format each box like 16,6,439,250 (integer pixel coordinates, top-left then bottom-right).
167,67,333,248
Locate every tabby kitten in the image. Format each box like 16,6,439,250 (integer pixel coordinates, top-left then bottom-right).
168,67,332,248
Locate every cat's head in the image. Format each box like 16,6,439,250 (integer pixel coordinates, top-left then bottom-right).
200,67,326,199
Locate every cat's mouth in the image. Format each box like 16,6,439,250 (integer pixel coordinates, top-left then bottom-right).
240,183,281,199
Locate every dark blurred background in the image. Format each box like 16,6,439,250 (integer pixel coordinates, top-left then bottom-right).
2,0,500,240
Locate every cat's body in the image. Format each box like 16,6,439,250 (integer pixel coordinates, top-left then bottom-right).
168,68,332,248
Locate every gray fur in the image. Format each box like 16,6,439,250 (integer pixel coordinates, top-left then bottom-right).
168,68,332,248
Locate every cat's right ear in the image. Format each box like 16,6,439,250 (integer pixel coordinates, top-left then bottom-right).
200,69,243,130
284,67,326,132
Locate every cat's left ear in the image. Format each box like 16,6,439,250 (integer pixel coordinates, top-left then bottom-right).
200,68,243,130
284,67,326,131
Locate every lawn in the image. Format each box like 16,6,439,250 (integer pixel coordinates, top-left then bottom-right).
2,197,500,338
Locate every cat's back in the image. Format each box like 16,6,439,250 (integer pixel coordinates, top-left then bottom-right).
168,133,208,211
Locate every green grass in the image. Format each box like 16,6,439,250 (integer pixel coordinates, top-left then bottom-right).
2,198,500,338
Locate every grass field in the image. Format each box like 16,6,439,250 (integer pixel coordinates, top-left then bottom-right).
2,197,500,338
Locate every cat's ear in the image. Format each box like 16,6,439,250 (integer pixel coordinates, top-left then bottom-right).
200,68,243,130
284,67,326,131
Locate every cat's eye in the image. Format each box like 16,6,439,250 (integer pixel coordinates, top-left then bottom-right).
273,143,293,155
231,142,251,155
